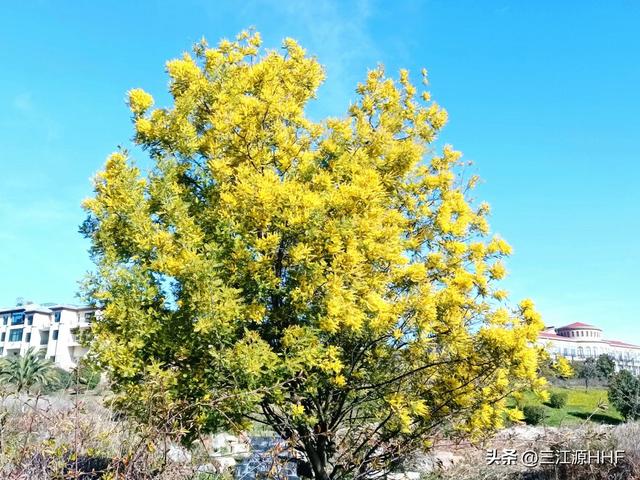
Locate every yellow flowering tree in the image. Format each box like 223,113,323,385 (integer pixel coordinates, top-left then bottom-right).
81,31,546,480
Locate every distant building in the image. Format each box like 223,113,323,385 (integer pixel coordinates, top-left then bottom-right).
538,322,640,375
0,303,96,370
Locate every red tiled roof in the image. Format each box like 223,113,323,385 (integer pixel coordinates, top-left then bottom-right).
539,332,574,341
604,340,640,349
557,322,602,331
537,333,640,349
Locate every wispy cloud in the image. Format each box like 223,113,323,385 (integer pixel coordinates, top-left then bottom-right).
0,198,79,228
12,92,34,113
190,0,378,118
5,91,61,142
250,0,377,116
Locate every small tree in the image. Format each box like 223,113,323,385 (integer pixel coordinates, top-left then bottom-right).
576,358,598,390
81,31,546,479
0,348,57,393
596,354,616,382
608,370,640,420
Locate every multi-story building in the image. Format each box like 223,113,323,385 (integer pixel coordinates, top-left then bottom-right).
538,322,640,375
0,303,96,371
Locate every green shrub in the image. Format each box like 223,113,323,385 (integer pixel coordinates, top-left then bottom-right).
549,391,568,409
608,370,640,420
76,364,101,390
41,367,73,393
523,405,547,425
42,364,101,394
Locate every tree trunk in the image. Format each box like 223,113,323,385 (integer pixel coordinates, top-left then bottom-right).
303,438,331,480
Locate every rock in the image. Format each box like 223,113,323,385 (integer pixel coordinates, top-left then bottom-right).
388,472,420,480
406,450,461,473
209,432,251,455
196,463,217,474
493,425,551,443
167,444,192,463
211,456,237,473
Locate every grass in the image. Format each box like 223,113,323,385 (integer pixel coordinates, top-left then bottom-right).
517,386,623,426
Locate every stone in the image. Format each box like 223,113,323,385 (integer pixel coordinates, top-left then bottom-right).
406,450,462,473
211,456,237,473
166,444,192,463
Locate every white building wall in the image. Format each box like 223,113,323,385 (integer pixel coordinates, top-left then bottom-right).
0,304,95,371
539,333,640,375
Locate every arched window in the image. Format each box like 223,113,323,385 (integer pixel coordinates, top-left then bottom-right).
578,347,584,357
586,347,591,356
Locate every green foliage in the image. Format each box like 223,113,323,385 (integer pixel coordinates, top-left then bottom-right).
522,405,547,425
575,358,599,389
73,363,101,390
511,387,621,426
0,348,57,393
81,31,546,479
549,391,568,409
596,354,616,381
41,367,73,393
608,370,640,420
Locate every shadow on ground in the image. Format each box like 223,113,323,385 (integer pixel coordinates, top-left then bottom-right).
567,411,622,425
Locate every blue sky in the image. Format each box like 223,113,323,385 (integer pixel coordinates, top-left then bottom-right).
0,1,638,342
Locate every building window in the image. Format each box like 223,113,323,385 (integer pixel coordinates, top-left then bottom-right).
40,331,49,345
84,312,95,322
578,347,584,357
26,333,31,343
27,314,33,325
2,315,7,325
11,313,24,325
0,347,3,355
9,329,23,342
0,333,4,342
52,330,59,340
563,348,568,356
586,347,591,356
54,311,61,323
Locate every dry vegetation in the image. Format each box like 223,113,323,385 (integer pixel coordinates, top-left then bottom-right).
1,386,640,479
419,423,640,480
0,388,226,479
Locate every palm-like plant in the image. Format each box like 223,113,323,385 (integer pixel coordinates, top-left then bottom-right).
0,348,57,393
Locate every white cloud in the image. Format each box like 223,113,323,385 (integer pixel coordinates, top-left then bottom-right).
12,92,34,113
